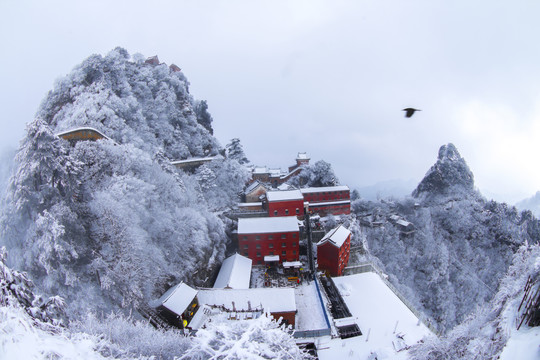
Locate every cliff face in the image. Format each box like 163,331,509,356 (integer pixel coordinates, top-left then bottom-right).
412,143,475,200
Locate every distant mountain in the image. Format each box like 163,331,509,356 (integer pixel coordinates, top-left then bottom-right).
516,191,540,218
412,143,475,200
353,143,540,333
356,178,418,200
0,48,249,316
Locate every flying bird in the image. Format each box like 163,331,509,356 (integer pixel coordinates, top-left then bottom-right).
403,108,421,118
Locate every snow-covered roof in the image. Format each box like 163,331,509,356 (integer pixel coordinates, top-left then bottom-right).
244,181,266,194
266,190,303,202
396,219,412,227
238,217,299,235
268,168,283,177
296,152,310,160
213,254,252,289
308,200,351,207
197,288,296,313
55,127,111,141
318,225,351,248
283,261,302,268
170,156,219,165
318,273,433,359
277,183,294,191
300,185,350,194
150,282,197,315
253,166,268,174
237,202,262,207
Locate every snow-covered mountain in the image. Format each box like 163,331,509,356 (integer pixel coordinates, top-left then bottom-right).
516,191,540,218
0,48,249,316
353,143,540,333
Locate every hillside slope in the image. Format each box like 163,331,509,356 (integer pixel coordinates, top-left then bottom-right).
353,144,540,333
0,48,249,316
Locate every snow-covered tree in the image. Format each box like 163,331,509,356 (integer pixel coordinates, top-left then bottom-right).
226,138,249,165
181,314,313,360
287,160,338,188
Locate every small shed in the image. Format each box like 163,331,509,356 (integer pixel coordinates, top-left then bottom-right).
213,253,252,289
149,282,198,328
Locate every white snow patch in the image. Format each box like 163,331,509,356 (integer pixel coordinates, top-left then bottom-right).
294,282,328,331
317,272,433,359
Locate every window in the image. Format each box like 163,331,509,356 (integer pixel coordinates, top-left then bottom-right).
282,242,286,248
282,250,286,256
285,209,289,215
293,233,297,238
268,235,273,240
281,234,286,239
243,236,248,240
296,208,300,214
256,252,261,257
274,210,278,216
292,242,296,247
244,252,248,256
269,243,274,248
270,251,274,255
243,244,248,249
293,250,296,255
256,244,261,249
255,235,260,240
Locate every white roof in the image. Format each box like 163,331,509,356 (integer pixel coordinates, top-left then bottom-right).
396,219,412,227
318,225,351,248
283,261,302,268
213,254,252,289
238,217,299,235
170,156,218,165
300,185,350,194
264,255,280,262
253,166,268,174
150,282,197,315
55,127,111,140
308,200,351,207
244,181,266,194
237,202,262,207
266,190,303,202
197,288,296,313
297,152,309,160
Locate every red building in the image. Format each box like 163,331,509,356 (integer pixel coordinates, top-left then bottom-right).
317,225,351,276
238,217,300,265
265,190,305,218
301,185,351,216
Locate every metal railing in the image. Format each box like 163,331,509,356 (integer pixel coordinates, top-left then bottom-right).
293,327,332,338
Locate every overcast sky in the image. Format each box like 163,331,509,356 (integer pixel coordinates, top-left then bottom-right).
1,0,539,203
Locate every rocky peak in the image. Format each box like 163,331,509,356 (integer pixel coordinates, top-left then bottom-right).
412,143,475,199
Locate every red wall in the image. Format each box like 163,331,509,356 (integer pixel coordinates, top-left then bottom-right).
268,199,305,217
308,202,351,216
238,231,300,265
302,189,350,203
272,311,296,327
317,234,351,276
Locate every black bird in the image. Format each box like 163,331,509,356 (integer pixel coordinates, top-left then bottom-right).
403,108,421,118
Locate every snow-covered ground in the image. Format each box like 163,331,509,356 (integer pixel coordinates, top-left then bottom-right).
0,306,107,360
294,282,329,331
317,272,433,359
499,326,540,360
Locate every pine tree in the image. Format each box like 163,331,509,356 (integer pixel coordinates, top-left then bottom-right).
226,138,249,165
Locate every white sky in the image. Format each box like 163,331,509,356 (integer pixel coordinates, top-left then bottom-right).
1,0,539,204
